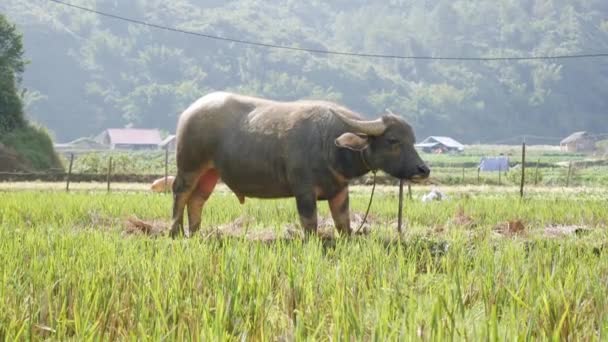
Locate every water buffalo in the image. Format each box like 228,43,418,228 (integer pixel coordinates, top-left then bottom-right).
170,92,430,237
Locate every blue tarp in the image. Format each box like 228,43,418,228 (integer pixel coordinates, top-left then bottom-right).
479,157,509,172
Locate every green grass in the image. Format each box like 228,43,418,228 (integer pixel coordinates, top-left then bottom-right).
1,190,608,340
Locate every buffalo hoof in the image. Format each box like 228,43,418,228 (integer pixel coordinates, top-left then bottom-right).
169,226,183,239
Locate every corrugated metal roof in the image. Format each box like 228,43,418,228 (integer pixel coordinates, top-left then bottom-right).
55,137,109,150
419,136,464,149
560,131,588,144
105,129,162,145
159,134,176,148
415,142,439,148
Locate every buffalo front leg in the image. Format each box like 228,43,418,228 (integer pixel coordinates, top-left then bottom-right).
295,192,318,234
170,171,200,238
187,169,219,236
328,187,352,235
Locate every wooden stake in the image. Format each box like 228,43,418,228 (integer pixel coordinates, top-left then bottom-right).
520,141,526,198
534,158,540,186
398,179,404,234
65,153,74,192
498,166,502,185
107,157,112,193
566,161,572,187
164,148,169,193
477,167,480,185
462,166,465,184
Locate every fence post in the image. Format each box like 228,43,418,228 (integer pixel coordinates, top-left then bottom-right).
462,166,465,184
408,183,412,200
520,141,526,198
534,158,540,186
398,180,404,234
65,153,74,192
566,161,572,187
164,148,169,193
477,167,480,185
107,157,113,193
498,166,502,185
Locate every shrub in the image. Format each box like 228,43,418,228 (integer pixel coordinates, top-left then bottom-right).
0,124,63,171
506,166,544,185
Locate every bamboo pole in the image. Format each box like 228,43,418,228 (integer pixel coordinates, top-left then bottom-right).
534,158,540,186
106,157,112,192
164,148,169,193
498,166,502,185
520,141,526,198
462,166,465,184
65,153,74,192
566,161,572,187
398,180,404,234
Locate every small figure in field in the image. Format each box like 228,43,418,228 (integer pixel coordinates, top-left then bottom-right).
151,176,175,193
421,187,448,202
170,92,430,237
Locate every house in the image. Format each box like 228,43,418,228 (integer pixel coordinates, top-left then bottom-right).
560,131,595,152
54,137,109,153
159,134,176,151
479,156,509,172
415,136,464,154
96,128,162,150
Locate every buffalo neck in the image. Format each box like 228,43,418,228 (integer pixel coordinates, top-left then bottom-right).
332,147,371,180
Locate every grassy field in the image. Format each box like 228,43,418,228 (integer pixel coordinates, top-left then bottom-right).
1,186,608,340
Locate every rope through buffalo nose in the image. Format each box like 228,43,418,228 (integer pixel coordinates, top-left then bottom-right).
354,170,376,235
353,149,377,235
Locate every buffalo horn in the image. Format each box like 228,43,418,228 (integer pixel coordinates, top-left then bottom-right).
332,110,387,136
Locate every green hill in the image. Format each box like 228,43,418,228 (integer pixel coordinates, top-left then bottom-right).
3,1,608,143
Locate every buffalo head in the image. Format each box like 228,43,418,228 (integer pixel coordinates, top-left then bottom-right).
334,111,430,182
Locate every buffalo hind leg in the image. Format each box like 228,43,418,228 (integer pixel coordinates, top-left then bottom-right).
328,187,352,235
187,169,219,236
295,192,318,235
170,170,202,238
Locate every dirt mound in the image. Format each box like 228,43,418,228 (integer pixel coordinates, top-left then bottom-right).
0,143,30,172
124,217,168,237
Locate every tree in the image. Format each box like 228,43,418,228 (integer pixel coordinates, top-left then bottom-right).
0,13,26,132
0,14,62,171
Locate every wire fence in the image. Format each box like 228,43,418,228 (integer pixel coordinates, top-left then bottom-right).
2,146,607,193
1,149,174,192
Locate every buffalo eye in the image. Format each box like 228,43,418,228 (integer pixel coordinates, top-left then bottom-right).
386,137,401,145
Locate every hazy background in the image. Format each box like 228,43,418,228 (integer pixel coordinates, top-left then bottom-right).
2,0,607,143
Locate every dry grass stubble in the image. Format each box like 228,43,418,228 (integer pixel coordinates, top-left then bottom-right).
124,212,378,242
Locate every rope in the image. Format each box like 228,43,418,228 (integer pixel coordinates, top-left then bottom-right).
354,170,376,234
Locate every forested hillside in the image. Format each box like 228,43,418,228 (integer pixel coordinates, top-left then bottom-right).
2,0,607,142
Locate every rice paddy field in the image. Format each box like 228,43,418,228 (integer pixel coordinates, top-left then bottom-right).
1,184,608,340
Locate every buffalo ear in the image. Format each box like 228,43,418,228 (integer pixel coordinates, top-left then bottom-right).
335,132,369,151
